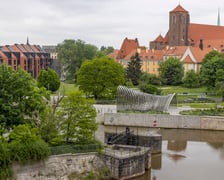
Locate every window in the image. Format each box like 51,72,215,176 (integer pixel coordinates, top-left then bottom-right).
173,15,176,24
182,16,185,24
0,56,3,64
8,59,12,65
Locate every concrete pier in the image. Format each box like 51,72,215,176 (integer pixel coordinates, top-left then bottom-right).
102,145,150,180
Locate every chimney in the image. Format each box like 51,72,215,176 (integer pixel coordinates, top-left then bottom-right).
199,39,203,50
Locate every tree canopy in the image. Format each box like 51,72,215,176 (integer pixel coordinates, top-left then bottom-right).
200,50,224,88
77,56,125,99
158,57,184,85
183,70,200,88
0,65,49,130
37,68,60,92
126,53,142,86
56,39,98,80
57,91,97,144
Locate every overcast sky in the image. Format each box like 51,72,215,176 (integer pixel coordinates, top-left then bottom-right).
0,0,223,49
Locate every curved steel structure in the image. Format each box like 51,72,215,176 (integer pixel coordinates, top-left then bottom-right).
117,86,175,112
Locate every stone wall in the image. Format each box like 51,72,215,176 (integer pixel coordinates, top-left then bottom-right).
104,113,224,130
12,153,104,180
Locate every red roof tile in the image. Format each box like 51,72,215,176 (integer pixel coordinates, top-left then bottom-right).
170,5,188,12
117,38,139,59
183,55,194,63
189,23,224,44
108,49,119,59
153,34,165,42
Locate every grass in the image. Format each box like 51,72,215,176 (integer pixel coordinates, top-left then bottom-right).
58,82,78,95
161,86,207,95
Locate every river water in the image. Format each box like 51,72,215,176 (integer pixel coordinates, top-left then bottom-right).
96,126,224,180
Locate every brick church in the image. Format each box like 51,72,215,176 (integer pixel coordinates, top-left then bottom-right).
111,4,224,75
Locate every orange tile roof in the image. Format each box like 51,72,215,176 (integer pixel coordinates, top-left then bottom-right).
189,23,224,44
189,46,212,63
117,38,139,59
163,46,188,57
194,39,224,51
183,55,194,63
153,34,165,42
108,49,119,59
170,5,188,12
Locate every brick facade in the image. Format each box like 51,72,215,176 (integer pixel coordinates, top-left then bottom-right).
0,43,52,78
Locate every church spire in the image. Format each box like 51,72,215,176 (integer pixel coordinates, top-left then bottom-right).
217,8,221,26
26,36,29,45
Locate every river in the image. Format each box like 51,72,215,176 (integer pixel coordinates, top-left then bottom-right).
96,126,224,180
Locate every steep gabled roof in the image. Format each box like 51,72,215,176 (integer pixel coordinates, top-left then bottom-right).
170,5,188,13
117,38,139,59
108,49,119,59
183,55,194,63
153,34,165,42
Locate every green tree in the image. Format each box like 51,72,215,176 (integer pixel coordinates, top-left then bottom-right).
100,46,114,55
201,50,224,64
158,57,184,85
57,91,97,144
77,56,125,99
126,53,142,86
0,65,49,130
140,72,161,85
56,39,98,80
39,94,64,144
37,68,60,92
200,51,224,88
214,69,224,101
183,70,200,88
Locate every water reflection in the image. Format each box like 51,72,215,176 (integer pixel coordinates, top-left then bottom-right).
97,126,224,180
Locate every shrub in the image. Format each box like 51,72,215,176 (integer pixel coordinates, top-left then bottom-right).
9,124,50,163
9,140,50,163
139,83,161,95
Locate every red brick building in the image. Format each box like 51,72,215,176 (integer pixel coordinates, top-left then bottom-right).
111,4,224,75
0,43,52,78
150,4,224,50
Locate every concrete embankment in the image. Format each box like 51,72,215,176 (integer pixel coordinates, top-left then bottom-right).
104,113,224,131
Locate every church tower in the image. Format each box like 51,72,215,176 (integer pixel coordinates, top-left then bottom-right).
169,5,190,46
